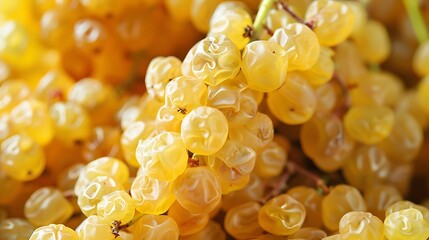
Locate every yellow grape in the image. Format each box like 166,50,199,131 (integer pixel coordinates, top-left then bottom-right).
254,140,287,178
241,40,288,92
0,134,46,181
343,105,394,144
346,1,368,37
164,76,208,120
221,174,264,211
209,2,253,49
384,208,429,240
190,0,224,32
180,221,226,240
224,201,264,239
267,72,316,125
305,0,355,46
145,56,182,102
416,76,429,114
181,106,228,155
165,0,193,21
131,214,180,240
385,201,429,222
96,190,136,224
10,99,54,145
412,41,429,77
33,69,74,104
0,80,30,114
364,184,402,220
0,218,35,240
269,23,320,71
130,173,176,215
0,171,22,205
288,227,327,240
260,8,295,40
334,40,368,85
182,34,241,86
30,224,78,240
76,215,115,240
136,131,188,181
287,186,323,228
120,121,156,167
167,201,210,236
258,194,306,236
299,47,335,86
352,20,390,64
174,166,222,215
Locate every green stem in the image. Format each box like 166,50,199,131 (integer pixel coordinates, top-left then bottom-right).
403,0,429,44
253,0,276,38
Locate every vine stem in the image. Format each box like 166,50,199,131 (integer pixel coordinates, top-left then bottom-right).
253,0,276,38
403,0,429,44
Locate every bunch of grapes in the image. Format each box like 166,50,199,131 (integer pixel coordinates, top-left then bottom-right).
1,0,429,239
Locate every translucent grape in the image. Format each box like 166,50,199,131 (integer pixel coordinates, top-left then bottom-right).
386,201,429,222
416,76,429,114
412,41,429,77
0,80,30,114
30,224,78,240
224,202,264,239
339,211,384,240
167,201,209,236
300,47,335,86
364,184,402,220
0,218,35,240
254,140,287,178
181,221,226,240
97,190,136,224
352,20,390,64
287,186,323,228
120,121,156,167
384,208,429,240
288,227,327,240
145,56,182,101
76,215,115,240
131,215,180,240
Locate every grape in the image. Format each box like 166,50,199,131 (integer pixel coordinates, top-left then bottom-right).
299,47,335,86
33,70,74,104
412,41,429,77
130,173,176,215
130,214,180,240
57,163,85,192
181,106,228,155
174,166,222,215
241,40,288,92
259,194,306,236
164,76,208,120
221,174,265,211
416,76,429,115
182,34,241,86
288,227,327,240
39,9,76,51
180,221,226,240
384,208,429,240
254,140,287,178
0,80,30,114
224,201,264,239
165,0,193,21
260,8,295,40
167,201,210,236
334,40,368,85
385,200,429,222
364,184,402,220
267,72,316,125
0,134,46,181
0,218,35,240
190,0,224,32
136,131,188,181
145,56,182,102
76,215,115,240
322,185,367,231
352,20,390,64
269,23,320,71
305,0,355,46
24,187,74,226
209,2,252,49
97,190,136,224
343,105,395,144
30,224,78,240
339,211,384,240
0,170,23,205
287,186,323,228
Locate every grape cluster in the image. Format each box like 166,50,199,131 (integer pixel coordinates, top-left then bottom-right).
1,0,429,240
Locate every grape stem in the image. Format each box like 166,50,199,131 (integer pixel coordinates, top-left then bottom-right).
287,161,331,194
111,213,144,238
260,169,292,203
253,0,276,38
403,0,428,44
276,1,315,29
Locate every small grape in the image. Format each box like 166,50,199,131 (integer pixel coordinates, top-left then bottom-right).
130,214,180,240
412,41,429,77
145,56,182,101
30,224,78,240
167,201,210,236
287,186,323,228
224,201,264,239
352,20,390,64
97,190,136,224
364,184,402,220
339,211,384,240
384,208,429,240
0,218,35,240
180,221,226,240
76,215,115,240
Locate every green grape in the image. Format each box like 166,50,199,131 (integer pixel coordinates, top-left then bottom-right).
343,105,394,144
130,173,176,215
386,201,429,222
97,190,136,224
339,211,384,240
350,71,404,107
364,184,402,220
300,114,354,172
206,140,256,194
77,176,124,217
224,202,264,239
0,134,46,181
416,76,429,115
49,102,92,145
0,170,22,205
10,99,54,145
131,214,180,240
254,140,287,178
164,76,208,120
0,218,35,240
322,185,367,231
0,80,30,114
174,166,222,215
241,40,288,92
288,227,327,240
145,56,182,102
287,186,323,228
167,201,210,236
259,194,306,236
299,47,335,86
352,20,390,64
181,106,228,155
379,112,423,163
24,187,74,226
269,23,320,71
74,157,129,197
120,121,156,167
412,41,429,77
305,0,355,46
342,145,390,191
182,34,241,86
267,72,316,125
76,215,115,240
228,112,274,153
181,221,226,240
136,131,188,181
30,224,79,240
384,208,429,240
209,2,252,49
